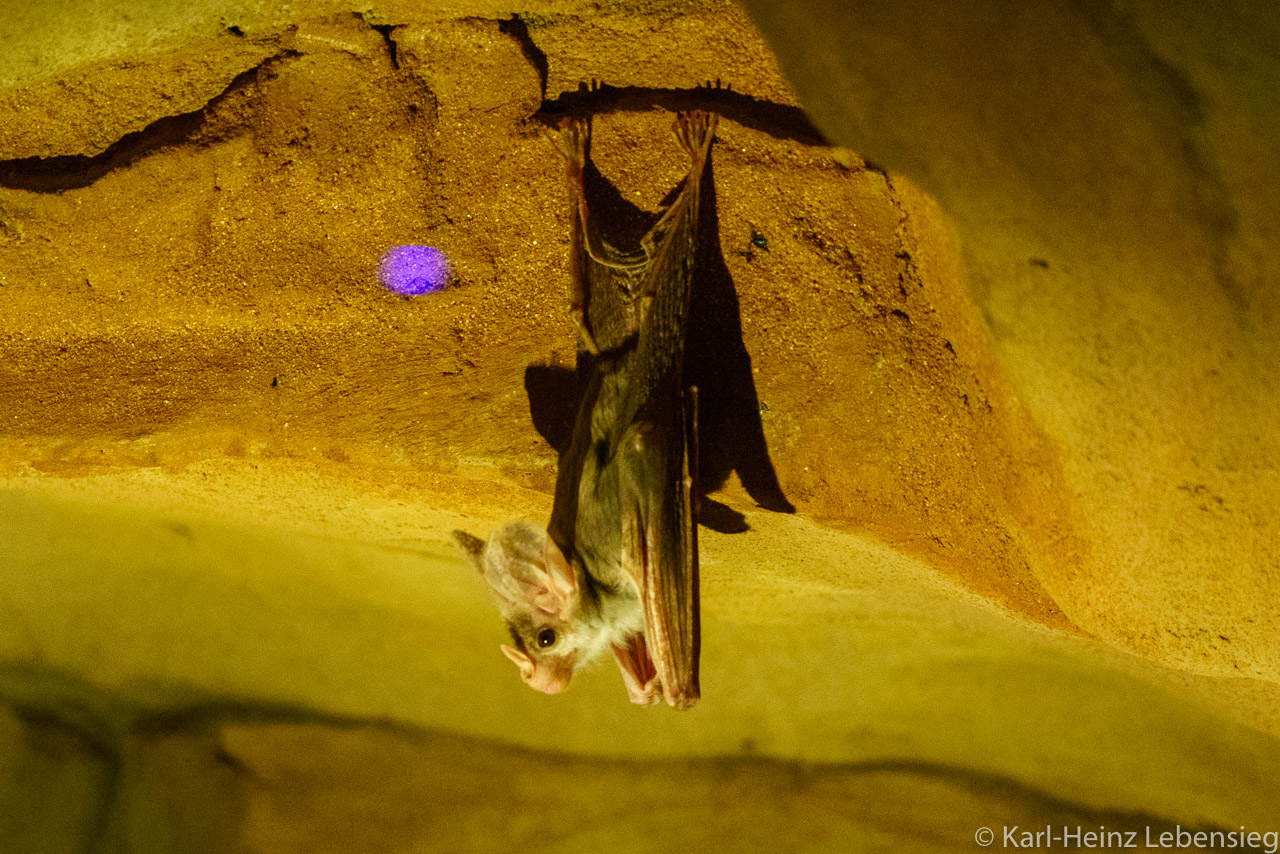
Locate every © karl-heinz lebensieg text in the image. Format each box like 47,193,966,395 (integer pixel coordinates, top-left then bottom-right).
972,826,1278,852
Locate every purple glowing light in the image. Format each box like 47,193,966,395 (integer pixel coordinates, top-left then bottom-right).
378,245,451,295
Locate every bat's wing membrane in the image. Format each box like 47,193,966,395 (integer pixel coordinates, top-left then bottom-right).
552,111,715,709
611,632,661,705
612,113,714,710
618,397,700,709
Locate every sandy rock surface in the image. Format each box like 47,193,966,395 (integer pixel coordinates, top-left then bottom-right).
2,0,1278,850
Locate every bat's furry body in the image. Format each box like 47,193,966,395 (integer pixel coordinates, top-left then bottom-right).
456,111,715,708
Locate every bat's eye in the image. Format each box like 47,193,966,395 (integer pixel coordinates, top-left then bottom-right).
536,628,557,648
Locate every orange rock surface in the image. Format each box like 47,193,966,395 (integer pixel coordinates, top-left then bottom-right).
2,0,1277,849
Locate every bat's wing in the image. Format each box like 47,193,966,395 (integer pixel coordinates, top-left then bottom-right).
611,632,661,705
551,111,714,708
619,111,715,422
618,385,700,709
611,114,714,710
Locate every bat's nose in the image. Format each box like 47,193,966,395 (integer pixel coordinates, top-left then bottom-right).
526,662,573,695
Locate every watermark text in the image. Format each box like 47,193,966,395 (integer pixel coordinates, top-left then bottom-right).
971,826,1277,853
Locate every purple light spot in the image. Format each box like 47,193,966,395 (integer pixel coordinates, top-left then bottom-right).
379,245,451,295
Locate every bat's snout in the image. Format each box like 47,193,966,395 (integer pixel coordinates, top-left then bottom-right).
523,658,575,695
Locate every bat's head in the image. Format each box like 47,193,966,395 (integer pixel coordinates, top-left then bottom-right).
453,523,597,696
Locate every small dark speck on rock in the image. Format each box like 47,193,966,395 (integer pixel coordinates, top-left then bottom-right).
214,747,253,775
271,376,279,387
1029,257,1050,268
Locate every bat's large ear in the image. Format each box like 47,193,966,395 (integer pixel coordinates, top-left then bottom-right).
451,530,487,573
542,537,578,618
501,643,535,679
460,522,579,621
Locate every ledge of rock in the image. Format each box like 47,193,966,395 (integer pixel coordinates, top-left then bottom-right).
2,0,1277,849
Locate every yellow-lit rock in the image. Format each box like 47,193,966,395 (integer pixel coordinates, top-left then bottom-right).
2,0,1277,849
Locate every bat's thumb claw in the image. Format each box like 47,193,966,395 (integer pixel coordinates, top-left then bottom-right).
664,689,699,710
627,679,663,705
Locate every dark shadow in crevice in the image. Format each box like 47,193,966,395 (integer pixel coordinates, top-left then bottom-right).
497,14,550,102
0,50,297,193
367,22,401,70
535,81,827,148
524,118,794,528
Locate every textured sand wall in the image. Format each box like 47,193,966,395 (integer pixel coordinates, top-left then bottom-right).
2,0,1278,850
741,0,1280,683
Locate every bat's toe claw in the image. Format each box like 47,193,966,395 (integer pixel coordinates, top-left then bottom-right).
673,110,716,160
548,115,592,167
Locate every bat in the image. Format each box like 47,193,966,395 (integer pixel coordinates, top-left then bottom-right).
454,110,715,709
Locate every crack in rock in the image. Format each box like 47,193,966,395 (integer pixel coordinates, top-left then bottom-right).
536,80,828,147
497,14,551,102
0,49,299,193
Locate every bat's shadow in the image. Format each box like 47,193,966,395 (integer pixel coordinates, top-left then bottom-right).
524,144,795,533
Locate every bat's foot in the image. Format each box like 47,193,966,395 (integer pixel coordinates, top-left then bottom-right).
546,115,591,174
673,110,717,165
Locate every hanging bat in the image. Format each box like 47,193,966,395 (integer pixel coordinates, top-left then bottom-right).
454,110,715,709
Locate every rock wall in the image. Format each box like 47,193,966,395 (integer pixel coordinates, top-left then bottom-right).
2,0,1277,850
